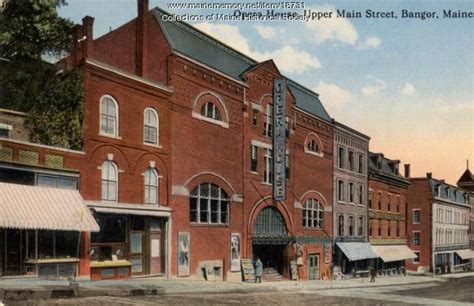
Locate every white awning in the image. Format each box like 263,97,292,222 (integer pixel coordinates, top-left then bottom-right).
86,201,171,218
371,245,417,262
455,249,474,260
336,242,378,261
0,182,99,232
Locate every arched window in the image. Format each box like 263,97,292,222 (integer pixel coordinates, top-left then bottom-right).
201,102,221,121
101,161,118,201
190,183,229,224
303,198,324,228
307,139,320,153
144,168,159,205
100,95,118,137
263,103,273,137
144,108,159,145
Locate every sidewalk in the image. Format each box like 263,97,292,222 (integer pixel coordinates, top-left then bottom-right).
0,273,464,302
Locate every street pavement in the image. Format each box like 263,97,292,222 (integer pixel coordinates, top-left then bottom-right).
2,273,474,305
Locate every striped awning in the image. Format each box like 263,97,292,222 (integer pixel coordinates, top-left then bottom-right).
371,245,417,262
455,249,474,260
86,201,172,217
337,242,378,261
0,182,99,232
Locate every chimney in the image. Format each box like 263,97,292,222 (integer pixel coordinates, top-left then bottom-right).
427,172,432,179
136,0,149,77
404,164,411,178
73,24,84,66
82,16,94,59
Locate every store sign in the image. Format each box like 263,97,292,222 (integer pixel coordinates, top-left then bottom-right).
272,79,286,201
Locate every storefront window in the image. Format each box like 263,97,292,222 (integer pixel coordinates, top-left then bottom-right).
38,231,54,258
91,214,127,261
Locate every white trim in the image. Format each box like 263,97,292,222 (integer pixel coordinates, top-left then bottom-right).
191,111,229,128
192,91,230,123
251,102,263,112
0,123,13,131
250,139,290,153
173,52,248,88
0,138,85,155
143,107,160,146
85,59,173,93
300,190,329,207
183,171,236,194
99,94,120,138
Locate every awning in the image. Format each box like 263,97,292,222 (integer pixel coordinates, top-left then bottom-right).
455,249,474,260
86,201,172,218
336,242,378,261
371,245,417,262
0,182,99,232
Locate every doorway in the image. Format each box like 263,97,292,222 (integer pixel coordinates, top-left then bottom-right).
252,244,285,274
308,253,320,280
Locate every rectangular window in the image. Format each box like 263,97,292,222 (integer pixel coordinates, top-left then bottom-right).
348,150,354,172
349,182,354,203
378,192,382,210
358,216,364,236
337,180,345,202
388,194,391,212
369,191,372,209
388,222,391,237
358,154,364,174
413,232,420,246
397,221,400,237
252,109,259,126
413,252,420,263
263,148,272,183
285,153,290,179
378,223,381,237
349,215,354,237
285,117,290,138
338,147,345,169
263,104,273,137
251,145,258,172
413,210,420,223
396,197,400,213
37,174,78,190
338,214,344,237
358,184,363,205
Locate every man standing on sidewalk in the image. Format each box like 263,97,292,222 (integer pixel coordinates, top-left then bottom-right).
255,257,263,283
370,265,376,283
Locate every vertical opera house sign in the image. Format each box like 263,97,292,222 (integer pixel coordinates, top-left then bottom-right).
272,79,286,201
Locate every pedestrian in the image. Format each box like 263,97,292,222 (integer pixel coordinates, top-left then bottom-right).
255,257,263,283
370,265,376,283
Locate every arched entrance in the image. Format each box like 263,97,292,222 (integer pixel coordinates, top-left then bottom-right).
252,207,288,275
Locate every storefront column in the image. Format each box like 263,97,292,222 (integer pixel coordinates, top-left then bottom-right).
79,232,90,276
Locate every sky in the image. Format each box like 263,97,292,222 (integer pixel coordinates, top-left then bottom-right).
58,0,474,185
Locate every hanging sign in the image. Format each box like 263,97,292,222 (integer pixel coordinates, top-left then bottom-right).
272,79,286,201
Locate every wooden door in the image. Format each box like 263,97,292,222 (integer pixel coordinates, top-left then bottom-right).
308,254,319,280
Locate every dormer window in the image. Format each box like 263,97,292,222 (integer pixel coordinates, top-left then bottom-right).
201,102,221,121
394,164,399,175
446,187,451,199
436,185,441,197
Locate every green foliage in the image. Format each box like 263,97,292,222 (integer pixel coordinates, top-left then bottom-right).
26,68,84,150
0,0,84,150
0,0,74,60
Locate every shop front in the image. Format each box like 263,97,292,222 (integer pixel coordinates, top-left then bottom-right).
0,182,99,278
371,245,416,276
433,248,474,274
86,202,171,280
334,242,378,278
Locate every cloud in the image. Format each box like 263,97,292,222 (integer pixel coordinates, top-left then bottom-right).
362,77,386,96
255,25,277,40
313,82,354,108
195,22,320,74
401,83,416,96
438,102,474,113
358,36,381,49
305,5,358,45
255,46,321,74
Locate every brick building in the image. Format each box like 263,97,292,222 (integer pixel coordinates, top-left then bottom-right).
1,1,374,281
457,163,474,250
59,1,344,281
368,153,414,276
332,122,376,277
406,173,472,273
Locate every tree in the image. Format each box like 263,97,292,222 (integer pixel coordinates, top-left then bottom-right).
0,0,83,150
